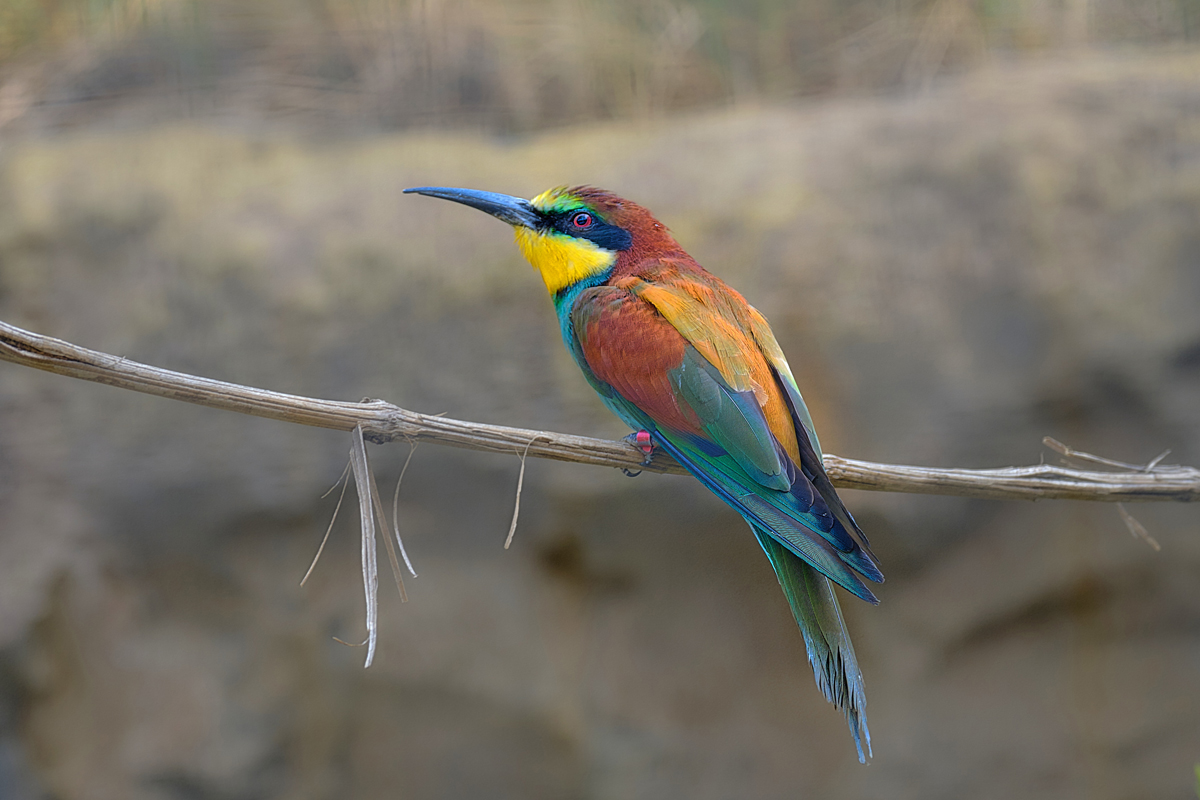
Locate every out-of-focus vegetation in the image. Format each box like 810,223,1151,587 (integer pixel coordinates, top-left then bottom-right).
2,0,1199,132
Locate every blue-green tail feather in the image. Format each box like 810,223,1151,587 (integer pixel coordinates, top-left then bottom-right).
754,526,871,762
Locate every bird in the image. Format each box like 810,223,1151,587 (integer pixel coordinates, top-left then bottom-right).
405,185,883,761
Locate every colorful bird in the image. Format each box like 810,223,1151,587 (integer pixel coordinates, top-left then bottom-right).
405,185,884,761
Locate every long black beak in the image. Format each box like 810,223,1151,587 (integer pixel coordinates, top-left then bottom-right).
404,186,542,229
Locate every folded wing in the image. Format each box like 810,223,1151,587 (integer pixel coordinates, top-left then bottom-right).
569,272,882,600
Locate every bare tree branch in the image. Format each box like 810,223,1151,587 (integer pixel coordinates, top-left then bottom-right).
2,319,1197,503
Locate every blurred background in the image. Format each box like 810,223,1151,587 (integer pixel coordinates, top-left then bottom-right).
1,1,1199,798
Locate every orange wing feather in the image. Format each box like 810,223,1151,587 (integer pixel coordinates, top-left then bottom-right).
613,265,802,465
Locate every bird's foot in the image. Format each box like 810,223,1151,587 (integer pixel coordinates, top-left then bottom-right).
621,430,656,476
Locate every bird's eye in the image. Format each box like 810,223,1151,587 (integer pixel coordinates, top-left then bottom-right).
571,212,594,229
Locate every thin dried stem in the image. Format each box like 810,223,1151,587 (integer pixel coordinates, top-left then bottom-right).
321,461,352,499
2,319,1198,504
369,459,409,603
1117,503,1161,551
301,461,351,586
391,444,419,576
1042,437,1172,474
1145,449,1172,472
349,425,379,668
505,436,544,550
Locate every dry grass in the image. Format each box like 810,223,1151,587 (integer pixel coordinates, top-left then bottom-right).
2,0,1199,134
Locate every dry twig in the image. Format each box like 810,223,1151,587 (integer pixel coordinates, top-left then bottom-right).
1,319,1197,504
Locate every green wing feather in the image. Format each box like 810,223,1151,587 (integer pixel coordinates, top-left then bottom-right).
675,349,790,491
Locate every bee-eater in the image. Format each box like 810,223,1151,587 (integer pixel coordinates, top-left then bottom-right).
405,185,883,761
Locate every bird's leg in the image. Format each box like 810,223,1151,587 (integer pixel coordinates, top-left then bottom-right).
621,430,656,476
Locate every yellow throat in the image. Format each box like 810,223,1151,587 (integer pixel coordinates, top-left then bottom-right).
514,189,616,295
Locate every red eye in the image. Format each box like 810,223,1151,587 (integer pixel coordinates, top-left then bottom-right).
571,212,593,229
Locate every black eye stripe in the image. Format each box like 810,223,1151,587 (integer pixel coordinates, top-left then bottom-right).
545,209,633,251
